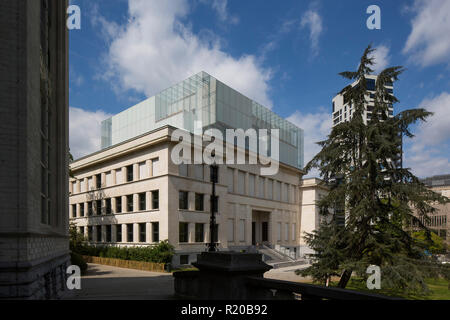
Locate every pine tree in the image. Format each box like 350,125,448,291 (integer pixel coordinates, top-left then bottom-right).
300,45,450,294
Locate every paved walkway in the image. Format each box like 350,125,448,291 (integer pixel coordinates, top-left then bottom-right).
65,263,175,300
64,262,310,300
264,264,312,283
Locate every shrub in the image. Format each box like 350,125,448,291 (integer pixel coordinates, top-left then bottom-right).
71,240,175,264
70,252,87,274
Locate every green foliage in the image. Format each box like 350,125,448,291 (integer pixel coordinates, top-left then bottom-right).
72,240,175,264
412,230,448,255
69,222,87,253
301,44,450,294
70,252,87,273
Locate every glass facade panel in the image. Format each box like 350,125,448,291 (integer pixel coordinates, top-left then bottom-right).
99,72,304,169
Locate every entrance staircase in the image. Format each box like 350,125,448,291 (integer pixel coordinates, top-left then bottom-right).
254,245,309,269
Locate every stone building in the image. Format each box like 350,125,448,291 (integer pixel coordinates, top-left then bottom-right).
69,72,326,266
412,175,450,245
0,0,70,299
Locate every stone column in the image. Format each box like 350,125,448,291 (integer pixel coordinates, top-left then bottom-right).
189,223,195,243
112,225,117,243
188,192,195,211
112,169,117,185
121,224,127,243
146,223,152,243
122,195,127,212
148,159,153,177
133,223,139,243
146,191,152,210
133,194,139,212
133,163,139,181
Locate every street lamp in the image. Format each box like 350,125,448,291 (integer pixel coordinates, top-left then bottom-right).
207,152,218,252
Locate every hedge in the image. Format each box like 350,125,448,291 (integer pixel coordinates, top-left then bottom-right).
73,240,175,264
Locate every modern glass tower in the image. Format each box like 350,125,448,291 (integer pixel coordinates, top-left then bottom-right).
101,71,304,169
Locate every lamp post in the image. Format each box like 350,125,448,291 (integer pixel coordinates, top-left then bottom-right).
207,152,218,252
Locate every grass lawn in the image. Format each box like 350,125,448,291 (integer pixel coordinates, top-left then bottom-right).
329,277,450,300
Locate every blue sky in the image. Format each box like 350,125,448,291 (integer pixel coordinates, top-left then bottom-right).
68,0,450,178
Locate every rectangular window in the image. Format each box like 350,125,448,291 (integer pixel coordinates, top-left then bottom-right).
239,219,245,242
139,193,146,211
105,172,112,186
152,190,159,209
227,168,234,192
127,195,133,212
72,204,77,218
228,219,234,242
277,222,281,241
179,191,189,210
116,224,122,243
96,200,102,215
79,226,84,236
72,181,77,194
105,198,112,215
96,226,102,242
139,162,147,179
275,181,281,201
80,204,85,217
126,165,134,182
267,179,273,199
195,193,204,211
195,223,204,243
127,224,133,242
258,178,264,198
194,164,204,180
115,169,123,184
88,177,93,191
152,222,159,243
179,222,189,243
88,226,93,241
179,163,188,177
292,223,296,241
115,197,122,213
80,180,86,193
106,225,112,243
248,174,255,197
96,174,102,189
87,202,93,216
238,171,245,194
152,158,160,176
139,223,146,242
285,223,289,241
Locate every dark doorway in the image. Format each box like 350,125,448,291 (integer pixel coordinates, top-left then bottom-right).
262,222,268,242
252,222,256,245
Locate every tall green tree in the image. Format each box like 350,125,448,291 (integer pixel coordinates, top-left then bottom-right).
300,45,450,294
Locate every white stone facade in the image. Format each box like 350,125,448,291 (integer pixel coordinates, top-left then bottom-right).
69,126,320,266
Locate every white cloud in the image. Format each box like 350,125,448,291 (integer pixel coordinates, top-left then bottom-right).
209,0,239,25
403,92,450,177
287,109,332,177
98,0,273,108
300,9,323,57
403,0,450,67
369,45,390,74
69,107,113,159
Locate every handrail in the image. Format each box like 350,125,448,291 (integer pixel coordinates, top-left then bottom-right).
245,276,402,300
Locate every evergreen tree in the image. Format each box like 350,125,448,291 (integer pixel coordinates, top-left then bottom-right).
300,45,450,294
